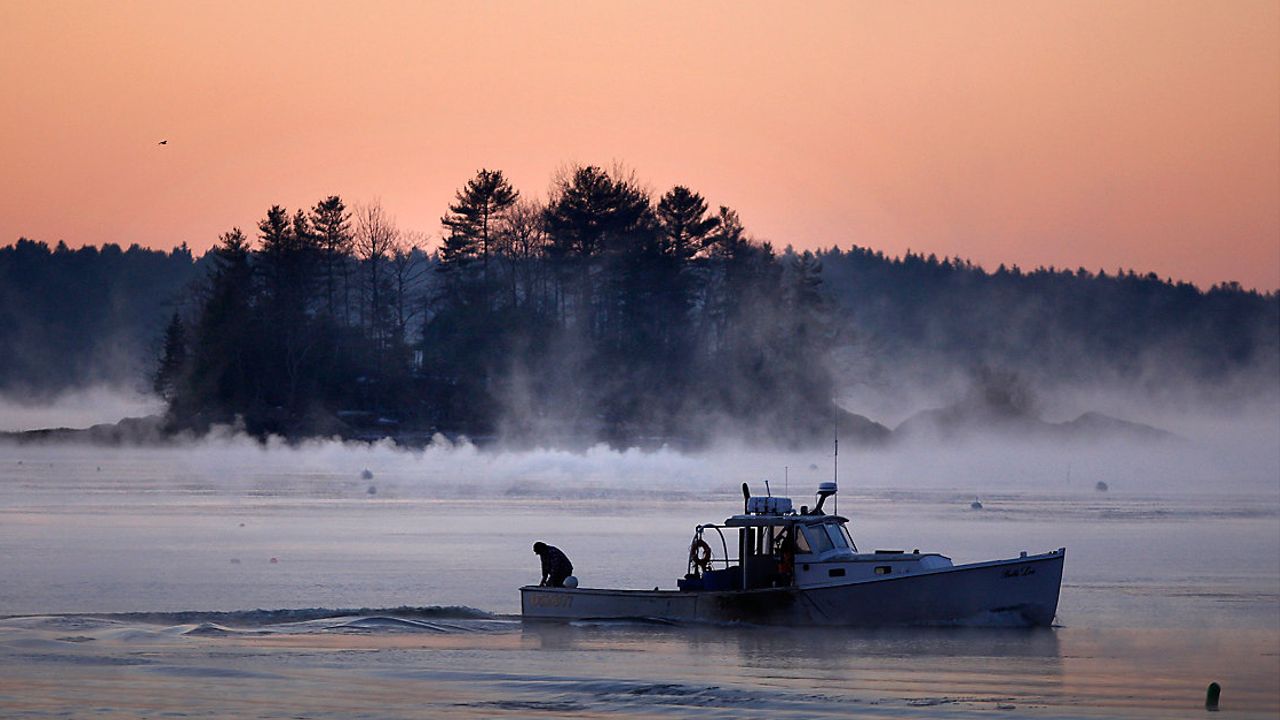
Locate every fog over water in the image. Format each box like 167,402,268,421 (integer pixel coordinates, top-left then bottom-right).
0,386,161,433
1,384,1277,717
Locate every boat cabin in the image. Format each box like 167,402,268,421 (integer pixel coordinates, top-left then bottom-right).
677,483,952,592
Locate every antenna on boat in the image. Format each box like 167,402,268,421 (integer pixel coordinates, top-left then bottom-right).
765,479,772,497
784,466,788,496
833,421,839,516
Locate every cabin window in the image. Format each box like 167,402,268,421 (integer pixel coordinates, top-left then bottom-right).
874,566,892,575
828,568,846,578
794,529,811,553
839,525,858,552
826,525,850,549
768,526,788,554
802,525,835,556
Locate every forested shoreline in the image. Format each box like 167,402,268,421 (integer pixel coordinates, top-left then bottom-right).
2,165,1277,446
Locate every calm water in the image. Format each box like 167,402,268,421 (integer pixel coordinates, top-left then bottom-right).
1,442,1277,718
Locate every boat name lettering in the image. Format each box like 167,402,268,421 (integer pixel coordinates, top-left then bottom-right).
1002,566,1036,578
529,592,573,608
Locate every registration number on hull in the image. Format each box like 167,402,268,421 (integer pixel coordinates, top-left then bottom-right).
527,592,574,609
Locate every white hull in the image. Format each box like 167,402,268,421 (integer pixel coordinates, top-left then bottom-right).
522,549,1064,627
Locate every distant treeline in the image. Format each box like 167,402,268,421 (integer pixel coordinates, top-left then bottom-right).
2,165,1276,444
0,239,204,394
822,247,1280,401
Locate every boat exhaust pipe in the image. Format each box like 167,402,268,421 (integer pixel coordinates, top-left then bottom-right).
742,482,751,513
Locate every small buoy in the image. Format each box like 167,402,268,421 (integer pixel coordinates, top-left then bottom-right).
1206,682,1220,711
366,485,377,495
563,575,579,588
970,499,983,510
269,557,278,564
230,558,241,564
96,466,101,472
808,463,818,471
1095,481,1109,492
360,469,374,480
238,522,245,527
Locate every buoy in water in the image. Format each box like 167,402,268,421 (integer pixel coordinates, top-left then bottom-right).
1095,481,1109,492
360,469,374,480
367,485,377,495
970,499,983,510
269,557,278,564
1206,682,1220,711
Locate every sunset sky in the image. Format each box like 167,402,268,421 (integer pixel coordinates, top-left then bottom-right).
2,0,1277,290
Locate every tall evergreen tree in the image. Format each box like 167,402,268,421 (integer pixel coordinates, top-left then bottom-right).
655,186,719,261
544,166,651,259
153,312,187,401
310,196,352,320
180,228,256,422
440,169,518,274
544,165,653,337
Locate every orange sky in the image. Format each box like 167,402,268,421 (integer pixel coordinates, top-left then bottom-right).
2,0,1277,289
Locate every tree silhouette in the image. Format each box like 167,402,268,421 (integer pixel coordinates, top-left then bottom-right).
440,169,518,272
655,186,719,261
153,312,187,401
310,195,353,321
1,165,1262,447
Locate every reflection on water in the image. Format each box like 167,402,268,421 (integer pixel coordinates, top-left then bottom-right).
1,611,1275,718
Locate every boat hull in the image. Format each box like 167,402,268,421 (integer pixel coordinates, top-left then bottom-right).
521,549,1064,627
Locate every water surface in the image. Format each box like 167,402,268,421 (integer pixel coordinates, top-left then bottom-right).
2,443,1276,718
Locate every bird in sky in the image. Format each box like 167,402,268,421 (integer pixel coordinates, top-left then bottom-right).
158,140,167,145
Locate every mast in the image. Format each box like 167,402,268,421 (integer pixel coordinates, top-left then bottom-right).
833,422,839,516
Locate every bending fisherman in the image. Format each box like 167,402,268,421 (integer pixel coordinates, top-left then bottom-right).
533,541,574,587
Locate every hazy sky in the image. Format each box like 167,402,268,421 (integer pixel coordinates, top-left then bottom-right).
2,0,1277,289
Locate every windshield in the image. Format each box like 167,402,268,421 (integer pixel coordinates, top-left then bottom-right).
840,524,857,551
801,525,835,556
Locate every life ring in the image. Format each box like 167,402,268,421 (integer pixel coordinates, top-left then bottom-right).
689,538,713,572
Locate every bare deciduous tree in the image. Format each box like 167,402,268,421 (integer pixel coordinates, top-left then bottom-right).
389,231,429,344
354,200,400,357
496,199,548,310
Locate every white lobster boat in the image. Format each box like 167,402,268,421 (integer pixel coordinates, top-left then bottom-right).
522,482,1064,627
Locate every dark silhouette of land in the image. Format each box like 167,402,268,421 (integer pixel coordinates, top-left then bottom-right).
1,164,1276,447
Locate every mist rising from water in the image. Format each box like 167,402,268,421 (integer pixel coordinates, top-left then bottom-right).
0,386,162,433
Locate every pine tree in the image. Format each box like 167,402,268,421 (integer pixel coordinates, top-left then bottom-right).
544,166,651,259
655,186,719,261
310,195,353,321
153,312,187,401
440,169,519,271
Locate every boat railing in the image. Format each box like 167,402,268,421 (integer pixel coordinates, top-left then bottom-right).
697,524,732,566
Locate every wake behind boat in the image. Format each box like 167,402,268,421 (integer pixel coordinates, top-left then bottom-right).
522,482,1064,627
